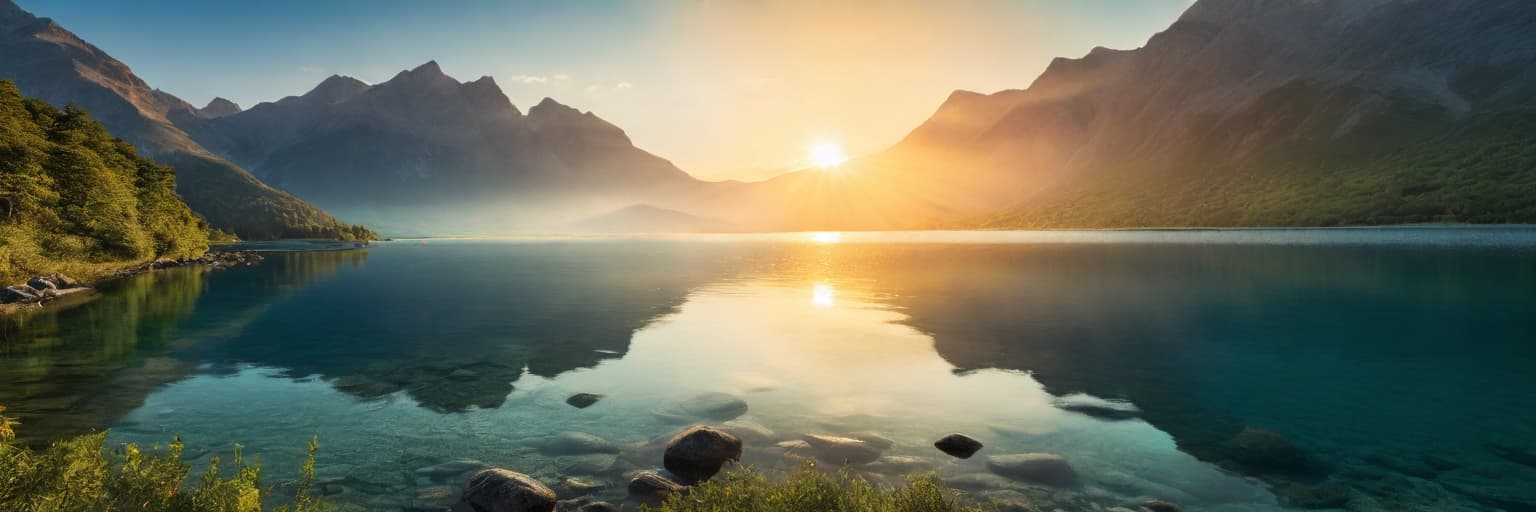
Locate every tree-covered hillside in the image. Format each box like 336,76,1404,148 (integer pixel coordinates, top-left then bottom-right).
0,80,207,283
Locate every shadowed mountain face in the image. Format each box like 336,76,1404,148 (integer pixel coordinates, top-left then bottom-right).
178,63,710,235
0,0,366,239
730,0,1536,230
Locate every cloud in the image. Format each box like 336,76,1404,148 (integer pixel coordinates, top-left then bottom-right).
586,81,635,93
508,74,550,84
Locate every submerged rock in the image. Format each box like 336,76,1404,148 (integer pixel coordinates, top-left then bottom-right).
461,469,558,512
934,433,984,459
985,453,1078,486
627,471,687,506
417,459,492,481
566,393,605,409
664,425,743,484
1277,483,1351,509
1221,427,1320,475
676,392,749,421
1053,394,1140,421
1140,499,1182,512
802,434,883,465
534,432,622,456
719,419,775,442
864,455,940,474
850,431,896,451
555,476,606,497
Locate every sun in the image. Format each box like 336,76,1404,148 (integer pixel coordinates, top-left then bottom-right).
809,141,850,169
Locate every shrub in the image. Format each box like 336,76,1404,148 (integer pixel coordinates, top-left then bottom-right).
0,405,328,512
646,463,985,512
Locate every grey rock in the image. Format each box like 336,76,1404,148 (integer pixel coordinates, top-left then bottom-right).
678,392,749,421
534,432,622,456
664,425,743,484
461,468,557,512
26,276,56,291
555,476,606,498
52,274,82,289
850,431,896,451
2,285,41,303
934,433,984,459
985,453,1078,486
802,434,883,465
1141,499,1182,512
627,471,687,506
566,393,604,409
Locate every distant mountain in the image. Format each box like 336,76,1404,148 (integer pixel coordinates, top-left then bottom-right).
570,204,734,234
0,0,370,240
195,97,241,119
864,0,1536,227
178,62,707,235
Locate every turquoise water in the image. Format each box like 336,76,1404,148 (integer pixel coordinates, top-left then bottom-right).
3,228,1535,511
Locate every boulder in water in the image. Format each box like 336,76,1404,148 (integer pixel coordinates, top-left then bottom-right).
461,468,558,512
934,433,984,459
1221,427,1319,475
566,393,605,409
534,432,621,456
678,392,749,421
26,276,56,291
985,453,1078,486
2,285,41,303
850,431,896,451
664,425,743,483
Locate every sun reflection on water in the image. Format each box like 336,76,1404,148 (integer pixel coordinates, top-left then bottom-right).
809,231,842,244
811,283,835,307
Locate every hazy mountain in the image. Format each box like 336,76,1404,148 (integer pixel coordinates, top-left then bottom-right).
0,0,370,240
178,62,708,235
862,0,1536,227
570,204,734,234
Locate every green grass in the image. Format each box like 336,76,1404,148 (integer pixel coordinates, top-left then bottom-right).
0,405,329,512
645,464,987,512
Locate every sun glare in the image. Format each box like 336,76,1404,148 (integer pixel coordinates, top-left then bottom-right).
812,283,836,307
810,141,850,169
810,231,842,244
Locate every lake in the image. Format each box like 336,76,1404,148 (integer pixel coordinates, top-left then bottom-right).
3,229,1535,511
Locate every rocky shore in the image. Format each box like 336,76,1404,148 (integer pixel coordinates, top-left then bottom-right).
0,251,265,314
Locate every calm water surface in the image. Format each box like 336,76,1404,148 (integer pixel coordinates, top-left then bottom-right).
3,229,1535,511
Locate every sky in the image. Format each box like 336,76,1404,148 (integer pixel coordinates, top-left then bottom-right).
20,0,1192,181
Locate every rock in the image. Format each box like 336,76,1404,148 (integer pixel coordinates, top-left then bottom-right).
461,468,558,512
943,472,1016,492
850,431,896,451
864,455,940,474
627,471,687,506
985,454,1078,486
678,392,749,421
151,258,179,269
664,425,743,483
719,419,775,442
26,276,56,291
1053,394,1140,421
577,502,618,512
2,285,41,303
52,274,81,289
561,454,618,475
448,368,479,380
934,433,984,459
566,393,605,409
1277,483,1351,509
1141,499,1182,512
1222,427,1319,475
801,434,883,465
534,432,622,456
417,459,491,480
556,476,606,497
412,485,457,508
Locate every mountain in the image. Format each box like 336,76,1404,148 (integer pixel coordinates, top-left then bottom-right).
195,97,241,119
569,204,734,234
0,80,207,283
178,62,707,235
0,0,371,239
863,0,1536,228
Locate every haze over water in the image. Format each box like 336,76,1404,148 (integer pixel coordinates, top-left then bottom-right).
3,229,1535,511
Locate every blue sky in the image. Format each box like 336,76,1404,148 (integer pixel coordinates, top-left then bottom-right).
20,0,1193,179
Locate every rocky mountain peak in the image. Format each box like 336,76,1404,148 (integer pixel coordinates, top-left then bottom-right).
197,97,242,118
301,74,370,104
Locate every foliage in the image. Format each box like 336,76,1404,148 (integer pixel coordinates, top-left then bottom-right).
0,405,328,512
0,80,210,283
989,90,1536,228
645,463,986,512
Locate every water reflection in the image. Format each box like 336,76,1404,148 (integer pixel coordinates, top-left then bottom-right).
4,234,1535,511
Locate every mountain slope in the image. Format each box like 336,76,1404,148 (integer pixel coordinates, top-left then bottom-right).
0,0,371,239
178,62,707,235
842,0,1536,228
0,80,207,283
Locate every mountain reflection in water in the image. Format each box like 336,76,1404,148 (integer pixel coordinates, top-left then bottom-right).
2,231,1533,511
